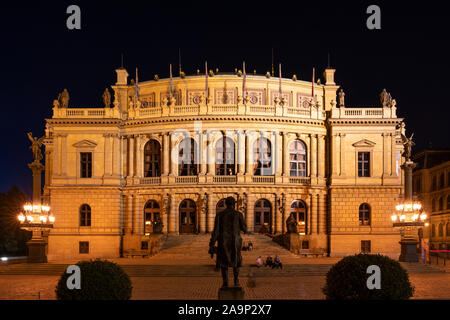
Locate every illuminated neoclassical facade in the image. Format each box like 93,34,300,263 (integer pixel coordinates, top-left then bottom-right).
43,66,405,260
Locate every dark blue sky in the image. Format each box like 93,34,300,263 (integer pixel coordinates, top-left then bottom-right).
0,1,449,195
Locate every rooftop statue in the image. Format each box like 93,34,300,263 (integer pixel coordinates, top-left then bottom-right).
380,88,393,107
57,88,70,108
338,88,345,107
401,133,415,161
27,132,45,163
102,88,111,108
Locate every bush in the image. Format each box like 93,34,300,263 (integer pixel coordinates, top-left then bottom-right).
323,254,414,300
56,259,133,300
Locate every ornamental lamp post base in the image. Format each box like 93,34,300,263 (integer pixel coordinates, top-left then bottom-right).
398,239,419,263
26,239,48,263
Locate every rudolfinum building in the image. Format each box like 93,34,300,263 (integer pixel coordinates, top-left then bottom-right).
42,66,405,260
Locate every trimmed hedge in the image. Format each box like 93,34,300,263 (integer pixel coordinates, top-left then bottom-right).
56,259,132,300
323,254,414,300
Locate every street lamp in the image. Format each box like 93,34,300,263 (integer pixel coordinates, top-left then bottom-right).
17,202,55,263
392,131,428,262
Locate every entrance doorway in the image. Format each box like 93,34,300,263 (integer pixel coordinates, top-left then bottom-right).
144,200,160,235
254,199,272,233
179,199,197,233
290,200,307,235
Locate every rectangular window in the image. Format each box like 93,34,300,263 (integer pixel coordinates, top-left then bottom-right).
79,241,89,254
141,241,149,250
358,152,370,177
361,240,371,253
301,240,309,249
80,152,92,178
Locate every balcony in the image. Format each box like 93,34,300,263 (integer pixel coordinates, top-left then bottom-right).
140,177,161,185
213,176,237,184
252,176,275,184
175,176,199,184
52,103,326,120
331,106,397,119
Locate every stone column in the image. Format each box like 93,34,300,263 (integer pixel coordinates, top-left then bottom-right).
128,135,135,177
245,132,253,175
207,132,215,175
237,130,245,174
112,134,120,177
275,195,282,234
246,193,254,233
391,133,397,177
318,193,326,234
310,193,316,234
282,132,289,176
275,131,282,176
169,194,176,234
44,150,51,188
104,134,112,176
200,131,207,175
311,134,317,178
120,136,126,179
60,134,67,176
331,134,338,176
52,134,60,176
170,133,177,176
273,194,279,234
200,193,206,233
339,133,345,176
207,192,214,232
163,132,170,176
136,135,143,178
130,194,135,234
136,195,143,235
126,194,133,234
318,135,325,178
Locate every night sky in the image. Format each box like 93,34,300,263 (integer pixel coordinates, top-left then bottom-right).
0,1,449,195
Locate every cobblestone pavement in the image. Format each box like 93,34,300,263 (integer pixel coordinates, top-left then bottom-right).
0,274,449,300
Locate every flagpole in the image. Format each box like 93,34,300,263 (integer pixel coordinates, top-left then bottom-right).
312,67,315,100
243,61,247,98
205,61,208,99
169,64,173,99
178,48,182,76
279,63,282,97
136,67,139,102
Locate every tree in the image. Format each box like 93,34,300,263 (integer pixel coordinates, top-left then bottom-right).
0,187,31,255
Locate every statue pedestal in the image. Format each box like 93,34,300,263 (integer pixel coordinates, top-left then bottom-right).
399,239,419,263
288,233,300,254
27,239,48,263
218,286,244,300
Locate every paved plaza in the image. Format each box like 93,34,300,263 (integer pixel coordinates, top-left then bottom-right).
0,235,448,300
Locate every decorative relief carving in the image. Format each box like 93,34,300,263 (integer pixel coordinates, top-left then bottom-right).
214,88,237,104
296,93,314,108
187,90,206,105
139,93,156,108
246,89,265,105
271,91,291,106
160,91,181,106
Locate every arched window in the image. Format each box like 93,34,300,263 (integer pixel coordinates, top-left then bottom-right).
253,138,272,176
438,197,444,211
431,199,436,212
440,173,445,189
79,204,91,227
439,223,444,237
447,195,450,210
215,137,235,175
144,200,160,234
432,224,436,237
432,176,437,191
144,140,161,177
446,223,450,237
254,199,272,233
359,203,371,226
289,140,307,177
290,200,307,235
179,138,198,176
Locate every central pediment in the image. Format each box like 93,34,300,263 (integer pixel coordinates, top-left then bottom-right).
73,140,97,148
352,139,376,147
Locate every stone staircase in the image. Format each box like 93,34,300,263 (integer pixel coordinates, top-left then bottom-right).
0,234,445,277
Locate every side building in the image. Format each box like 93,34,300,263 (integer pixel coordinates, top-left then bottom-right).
42,66,405,260
413,149,450,250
